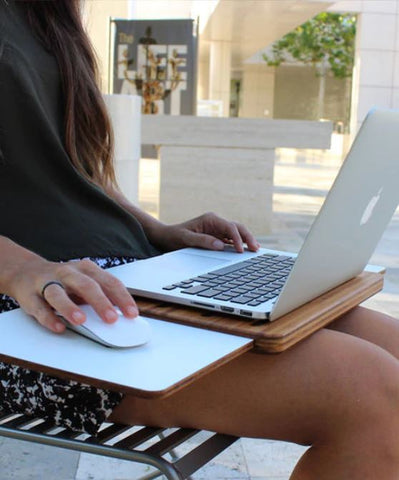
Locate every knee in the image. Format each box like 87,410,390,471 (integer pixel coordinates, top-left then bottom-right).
354,350,399,421
321,343,399,457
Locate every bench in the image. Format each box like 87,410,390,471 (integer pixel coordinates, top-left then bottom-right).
0,411,238,479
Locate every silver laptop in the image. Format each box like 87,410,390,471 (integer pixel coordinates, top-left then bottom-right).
110,108,399,321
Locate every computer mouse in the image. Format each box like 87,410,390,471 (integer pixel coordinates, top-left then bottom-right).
61,305,151,348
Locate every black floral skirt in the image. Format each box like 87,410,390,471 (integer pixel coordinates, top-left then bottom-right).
0,256,136,435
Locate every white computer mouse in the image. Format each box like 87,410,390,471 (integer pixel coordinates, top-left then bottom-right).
62,305,151,348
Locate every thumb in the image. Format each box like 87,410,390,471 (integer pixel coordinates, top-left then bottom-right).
184,231,225,251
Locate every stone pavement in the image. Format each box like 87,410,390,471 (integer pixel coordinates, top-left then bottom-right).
1,155,398,479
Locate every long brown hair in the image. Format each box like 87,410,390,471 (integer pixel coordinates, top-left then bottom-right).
22,0,116,188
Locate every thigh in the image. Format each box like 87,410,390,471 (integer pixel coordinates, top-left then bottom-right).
110,327,399,445
328,306,399,359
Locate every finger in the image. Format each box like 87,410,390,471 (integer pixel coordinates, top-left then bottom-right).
233,222,260,252
63,260,138,320
57,265,120,324
198,213,244,252
182,230,225,251
219,222,245,253
182,221,244,252
90,269,138,318
41,282,87,326
24,296,66,333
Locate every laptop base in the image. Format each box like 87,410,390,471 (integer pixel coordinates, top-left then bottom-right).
135,271,384,353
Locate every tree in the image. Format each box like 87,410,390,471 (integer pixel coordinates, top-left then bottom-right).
263,12,356,120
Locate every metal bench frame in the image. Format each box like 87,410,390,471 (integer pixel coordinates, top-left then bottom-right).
0,412,238,479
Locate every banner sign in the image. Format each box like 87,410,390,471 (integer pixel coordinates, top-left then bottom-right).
110,19,197,115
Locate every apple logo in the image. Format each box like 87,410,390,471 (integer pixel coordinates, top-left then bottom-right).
360,187,383,226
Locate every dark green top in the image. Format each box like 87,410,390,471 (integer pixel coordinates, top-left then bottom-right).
0,1,159,261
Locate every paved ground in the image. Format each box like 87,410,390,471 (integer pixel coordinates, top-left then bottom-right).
1,152,398,479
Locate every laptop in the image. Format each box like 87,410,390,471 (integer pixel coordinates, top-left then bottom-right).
110,108,399,321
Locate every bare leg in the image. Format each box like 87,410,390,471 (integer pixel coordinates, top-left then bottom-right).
110,323,399,480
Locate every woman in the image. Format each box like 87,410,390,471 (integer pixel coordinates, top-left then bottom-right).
1,1,399,478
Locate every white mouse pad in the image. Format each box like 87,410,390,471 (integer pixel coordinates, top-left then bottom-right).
0,307,251,394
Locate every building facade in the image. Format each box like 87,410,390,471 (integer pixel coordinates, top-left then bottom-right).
83,0,399,135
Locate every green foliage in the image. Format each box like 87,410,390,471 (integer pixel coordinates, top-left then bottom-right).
263,12,356,78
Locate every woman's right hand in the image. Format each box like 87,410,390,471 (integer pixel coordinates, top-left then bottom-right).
5,255,138,333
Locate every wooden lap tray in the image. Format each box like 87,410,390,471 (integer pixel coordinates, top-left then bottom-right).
136,272,384,353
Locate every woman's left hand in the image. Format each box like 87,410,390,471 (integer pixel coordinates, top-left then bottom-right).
148,212,260,253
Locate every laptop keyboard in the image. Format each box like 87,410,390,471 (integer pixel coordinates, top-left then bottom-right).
162,253,295,307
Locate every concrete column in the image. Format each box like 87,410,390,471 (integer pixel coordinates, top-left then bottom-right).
346,1,399,133
240,64,275,118
198,59,210,100
209,41,232,116
103,94,141,204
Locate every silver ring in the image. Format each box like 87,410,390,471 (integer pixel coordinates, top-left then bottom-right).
41,281,65,299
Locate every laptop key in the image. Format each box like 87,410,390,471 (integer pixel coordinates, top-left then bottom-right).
274,255,292,262
251,280,269,286
200,281,221,288
193,274,218,281
220,282,242,289
162,285,178,291
211,262,252,276
228,280,247,286
230,296,254,304
246,291,264,299
230,287,251,294
244,283,264,290
173,281,195,288
254,287,276,294
182,285,212,295
214,286,236,294
256,294,277,302
213,294,234,301
222,274,240,281
212,285,229,291
208,278,229,285
197,288,223,298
